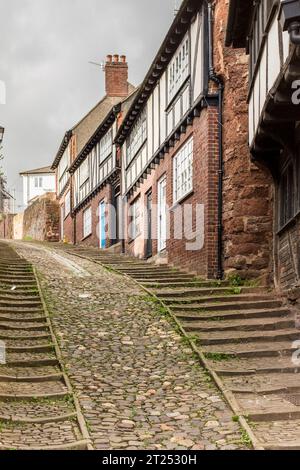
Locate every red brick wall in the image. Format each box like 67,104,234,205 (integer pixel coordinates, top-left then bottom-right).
75,184,113,248
214,0,274,282
105,55,128,98
125,107,220,278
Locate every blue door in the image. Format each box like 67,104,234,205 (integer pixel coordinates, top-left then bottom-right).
99,201,106,249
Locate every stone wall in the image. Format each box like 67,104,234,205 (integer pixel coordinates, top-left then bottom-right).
13,213,24,240
0,213,15,239
214,0,274,283
23,192,59,242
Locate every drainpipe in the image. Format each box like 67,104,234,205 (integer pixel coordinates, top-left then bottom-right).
208,1,224,280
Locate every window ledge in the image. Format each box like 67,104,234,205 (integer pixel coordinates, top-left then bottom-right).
169,190,194,211
277,216,298,236
81,233,92,242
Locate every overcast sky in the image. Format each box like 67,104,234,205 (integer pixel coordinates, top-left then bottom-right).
0,0,176,210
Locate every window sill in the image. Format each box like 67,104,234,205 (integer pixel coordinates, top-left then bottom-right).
277,215,298,236
81,233,92,242
128,233,141,245
169,189,194,211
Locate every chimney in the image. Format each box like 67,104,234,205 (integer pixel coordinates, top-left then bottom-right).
105,54,129,97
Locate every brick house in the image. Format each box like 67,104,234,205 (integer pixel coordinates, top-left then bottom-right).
226,0,300,291
113,0,272,280
51,55,136,245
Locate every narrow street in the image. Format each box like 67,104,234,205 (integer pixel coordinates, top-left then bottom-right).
4,240,246,450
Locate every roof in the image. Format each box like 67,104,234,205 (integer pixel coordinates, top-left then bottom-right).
225,0,254,48
51,83,136,170
115,0,201,145
69,86,139,174
19,166,55,176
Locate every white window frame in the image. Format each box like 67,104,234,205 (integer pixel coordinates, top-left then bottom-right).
80,159,89,187
126,109,147,166
168,34,190,103
34,176,43,189
83,206,92,239
64,191,71,218
173,137,193,203
129,197,141,240
99,129,113,164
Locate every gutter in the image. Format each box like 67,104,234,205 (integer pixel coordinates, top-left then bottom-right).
208,1,224,280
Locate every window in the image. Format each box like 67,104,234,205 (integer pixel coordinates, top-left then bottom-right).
168,35,189,103
58,145,70,193
64,191,71,218
99,130,113,164
173,137,193,203
129,198,141,240
279,163,296,229
249,0,275,80
83,206,92,239
34,177,43,188
126,109,147,166
80,159,89,186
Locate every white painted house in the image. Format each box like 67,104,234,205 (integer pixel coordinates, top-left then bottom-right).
20,166,56,208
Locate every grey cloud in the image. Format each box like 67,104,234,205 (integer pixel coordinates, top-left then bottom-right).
0,0,174,210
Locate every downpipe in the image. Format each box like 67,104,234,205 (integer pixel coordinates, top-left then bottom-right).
208,1,224,280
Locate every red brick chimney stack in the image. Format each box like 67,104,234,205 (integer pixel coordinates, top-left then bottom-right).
105,54,128,98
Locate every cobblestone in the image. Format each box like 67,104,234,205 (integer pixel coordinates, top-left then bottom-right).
12,241,246,450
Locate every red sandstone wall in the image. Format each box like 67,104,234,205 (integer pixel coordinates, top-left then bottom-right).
23,193,59,242
0,214,15,240
214,0,274,282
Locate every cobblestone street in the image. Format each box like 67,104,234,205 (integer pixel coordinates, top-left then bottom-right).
10,241,246,450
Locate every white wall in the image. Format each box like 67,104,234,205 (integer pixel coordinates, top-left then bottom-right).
22,173,56,207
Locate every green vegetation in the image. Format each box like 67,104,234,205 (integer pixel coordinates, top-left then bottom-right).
204,352,236,362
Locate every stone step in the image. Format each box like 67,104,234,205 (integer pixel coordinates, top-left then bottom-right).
175,307,291,322
0,289,39,297
162,294,274,305
0,279,37,287
201,340,298,358
0,421,85,450
236,392,300,421
0,314,46,323
0,398,75,424
0,379,68,399
196,328,300,346
0,331,51,340
6,344,54,354
252,419,300,450
170,299,283,312
142,280,219,288
155,286,266,298
210,354,300,374
0,322,49,331
122,271,185,279
0,300,42,308
182,316,294,333
0,307,44,314
136,276,197,283
221,370,300,394
0,365,61,378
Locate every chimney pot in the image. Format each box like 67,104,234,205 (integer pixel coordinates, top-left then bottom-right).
105,53,129,97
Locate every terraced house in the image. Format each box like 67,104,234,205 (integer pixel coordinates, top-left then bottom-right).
114,0,273,281
226,0,300,291
52,55,136,246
